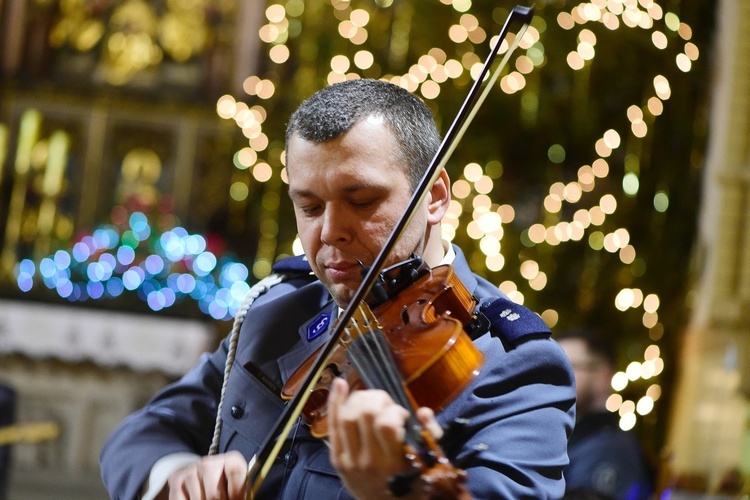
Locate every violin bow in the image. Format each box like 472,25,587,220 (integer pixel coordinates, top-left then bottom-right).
246,5,535,497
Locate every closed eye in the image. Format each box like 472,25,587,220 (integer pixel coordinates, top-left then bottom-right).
349,192,386,210
350,199,376,209
296,204,322,216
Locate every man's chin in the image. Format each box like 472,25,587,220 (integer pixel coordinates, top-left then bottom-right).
327,282,359,308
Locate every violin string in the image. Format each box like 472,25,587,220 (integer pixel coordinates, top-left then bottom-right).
346,335,424,453
356,306,415,411
345,305,426,452
356,306,409,407
345,313,400,402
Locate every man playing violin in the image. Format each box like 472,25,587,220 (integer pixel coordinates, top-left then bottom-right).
101,79,576,499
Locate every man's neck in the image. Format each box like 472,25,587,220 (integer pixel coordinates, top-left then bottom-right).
421,227,448,267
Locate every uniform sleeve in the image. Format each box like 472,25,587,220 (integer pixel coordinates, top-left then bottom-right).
437,334,576,499
99,343,228,500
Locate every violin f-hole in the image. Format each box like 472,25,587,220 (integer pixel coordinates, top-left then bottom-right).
401,305,410,324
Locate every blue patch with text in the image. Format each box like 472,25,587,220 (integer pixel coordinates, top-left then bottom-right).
306,312,330,341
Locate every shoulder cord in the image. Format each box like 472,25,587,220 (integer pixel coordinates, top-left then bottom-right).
209,273,286,455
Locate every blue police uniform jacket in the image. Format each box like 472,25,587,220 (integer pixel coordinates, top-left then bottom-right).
100,246,576,499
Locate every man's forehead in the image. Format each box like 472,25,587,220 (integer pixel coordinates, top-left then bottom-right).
288,114,389,145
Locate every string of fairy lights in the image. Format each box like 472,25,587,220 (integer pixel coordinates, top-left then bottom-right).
15,0,699,431
15,210,252,321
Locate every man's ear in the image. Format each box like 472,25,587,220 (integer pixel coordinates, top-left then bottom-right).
427,169,451,225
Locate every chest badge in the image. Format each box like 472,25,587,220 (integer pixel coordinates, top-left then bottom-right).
306,312,330,341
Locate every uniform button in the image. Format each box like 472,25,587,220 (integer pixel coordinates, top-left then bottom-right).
283,451,297,467
230,405,244,419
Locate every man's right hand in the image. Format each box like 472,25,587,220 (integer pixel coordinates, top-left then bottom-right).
157,451,248,500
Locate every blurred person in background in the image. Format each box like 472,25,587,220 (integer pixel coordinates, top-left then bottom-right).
557,329,654,500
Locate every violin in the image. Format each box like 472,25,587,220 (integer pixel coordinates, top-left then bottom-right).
281,257,483,439
281,257,484,497
242,6,536,498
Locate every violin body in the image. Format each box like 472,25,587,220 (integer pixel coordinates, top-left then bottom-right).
281,263,484,439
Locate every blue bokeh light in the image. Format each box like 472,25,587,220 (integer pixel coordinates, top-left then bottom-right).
193,252,217,276
208,301,228,320
185,235,206,255
147,290,167,311
123,268,144,290
144,255,165,276
54,250,71,269
16,212,256,321
70,283,83,301
56,279,73,298
87,281,105,299
100,253,117,270
18,259,36,276
40,258,57,279
177,274,196,293
107,277,124,297
17,274,33,292
73,242,91,262
130,212,151,241
87,262,105,282
117,246,136,266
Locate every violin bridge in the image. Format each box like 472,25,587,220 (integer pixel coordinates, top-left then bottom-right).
342,302,383,343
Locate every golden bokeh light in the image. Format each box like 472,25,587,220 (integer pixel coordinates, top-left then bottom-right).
216,94,236,119
606,393,623,412
654,74,671,99
350,8,370,27
485,253,505,272
645,344,660,361
678,22,692,40
269,44,290,64
652,31,668,49
642,311,659,328
566,51,585,70
497,204,515,223
685,42,699,60
452,179,472,199
229,181,249,201
676,53,692,72
236,147,257,169
612,371,629,391
644,293,660,312
541,309,558,327
558,12,575,30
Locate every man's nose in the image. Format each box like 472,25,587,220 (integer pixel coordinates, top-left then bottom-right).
320,205,352,245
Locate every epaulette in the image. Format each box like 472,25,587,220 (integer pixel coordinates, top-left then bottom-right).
476,297,551,346
271,254,314,275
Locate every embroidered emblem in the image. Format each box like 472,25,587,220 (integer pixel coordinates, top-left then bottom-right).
306,312,330,341
499,309,520,321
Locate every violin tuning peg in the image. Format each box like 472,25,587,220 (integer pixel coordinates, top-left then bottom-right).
387,469,421,497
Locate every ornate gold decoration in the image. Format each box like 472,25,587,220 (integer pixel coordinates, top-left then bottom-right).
47,0,235,85
116,147,163,207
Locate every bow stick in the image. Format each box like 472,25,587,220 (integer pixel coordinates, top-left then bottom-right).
246,5,535,497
